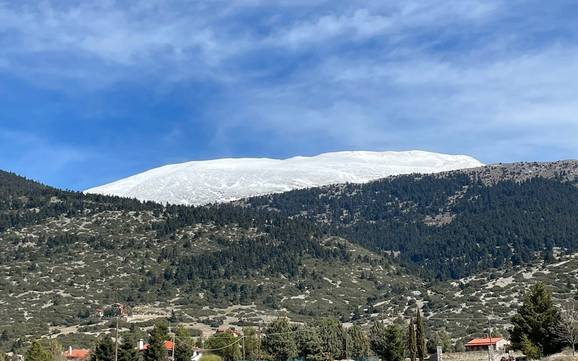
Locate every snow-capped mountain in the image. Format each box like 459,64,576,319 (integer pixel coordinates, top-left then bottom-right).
85,150,483,205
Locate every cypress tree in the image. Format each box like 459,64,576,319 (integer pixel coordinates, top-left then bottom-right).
415,309,427,361
407,319,417,361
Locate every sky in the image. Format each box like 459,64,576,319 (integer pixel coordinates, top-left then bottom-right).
1,0,578,190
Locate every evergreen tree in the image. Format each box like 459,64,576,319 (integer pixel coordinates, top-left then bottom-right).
241,327,259,361
510,283,562,355
174,326,193,361
520,335,540,360
46,340,65,361
205,332,240,361
144,323,169,361
262,318,297,361
25,341,51,361
118,331,141,361
316,318,346,360
347,325,369,361
91,335,115,361
294,326,324,361
407,319,417,361
415,309,427,361
369,322,404,361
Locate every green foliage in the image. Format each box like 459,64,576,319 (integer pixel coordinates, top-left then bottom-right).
520,335,541,360
205,333,240,361
369,322,405,361
46,340,65,361
199,355,222,361
25,341,51,361
511,283,562,355
144,323,169,361
347,325,369,361
294,326,324,361
241,327,260,361
315,318,346,360
415,310,427,361
262,318,297,361
118,331,141,361
407,319,417,361
91,335,115,361
174,326,194,361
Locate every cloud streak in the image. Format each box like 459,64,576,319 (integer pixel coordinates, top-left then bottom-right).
0,0,577,188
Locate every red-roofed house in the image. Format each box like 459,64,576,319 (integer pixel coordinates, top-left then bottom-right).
138,340,174,352
65,347,90,361
465,337,510,352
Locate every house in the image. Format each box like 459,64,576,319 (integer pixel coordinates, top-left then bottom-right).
64,347,91,361
138,339,174,352
465,337,510,352
138,340,202,361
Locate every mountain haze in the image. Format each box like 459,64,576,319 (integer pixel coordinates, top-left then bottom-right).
85,150,483,205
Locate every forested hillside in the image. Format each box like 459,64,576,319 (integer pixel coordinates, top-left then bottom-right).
245,161,578,279
0,161,577,349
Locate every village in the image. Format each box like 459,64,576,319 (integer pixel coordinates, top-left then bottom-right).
5,284,576,361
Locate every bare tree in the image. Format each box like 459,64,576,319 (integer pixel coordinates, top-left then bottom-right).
553,300,578,356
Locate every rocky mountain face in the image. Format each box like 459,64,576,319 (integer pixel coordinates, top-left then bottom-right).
0,160,577,349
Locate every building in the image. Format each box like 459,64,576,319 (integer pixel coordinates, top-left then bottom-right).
64,347,90,361
138,339,174,352
465,337,510,352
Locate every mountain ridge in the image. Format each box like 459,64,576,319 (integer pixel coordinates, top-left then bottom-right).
85,150,483,205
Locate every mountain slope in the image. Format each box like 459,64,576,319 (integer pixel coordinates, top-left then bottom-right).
85,150,483,205
1,161,578,349
244,160,578,279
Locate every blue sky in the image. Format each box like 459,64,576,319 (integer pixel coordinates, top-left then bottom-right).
1,0,578,190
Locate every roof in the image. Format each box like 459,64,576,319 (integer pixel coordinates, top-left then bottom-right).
466,337,504,346
143,340,174,351
65,349,90,359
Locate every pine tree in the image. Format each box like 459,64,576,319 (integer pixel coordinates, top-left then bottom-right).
262,318,297,361
415,309,427,361
118,332,141,361
369,322,404,361
316,318,346,360
510,283,563,356
174,326,193,361
25,341,51,361
294,326,324,361
205,332,240,361
347,325,369,361
144,323,168,361
407,319,417,361
91,335,115,361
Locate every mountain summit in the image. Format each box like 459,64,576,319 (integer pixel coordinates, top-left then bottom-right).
85,150,483,205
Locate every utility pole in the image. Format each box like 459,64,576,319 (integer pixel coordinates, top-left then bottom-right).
115,316,119,361
242,335,246,361
487,317,493,361
257,323,261,361
172,333,175,361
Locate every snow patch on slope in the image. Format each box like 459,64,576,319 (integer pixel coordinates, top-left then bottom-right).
85,150,483,205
